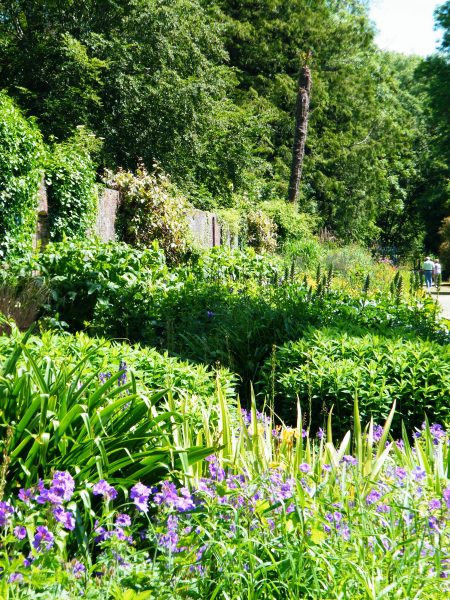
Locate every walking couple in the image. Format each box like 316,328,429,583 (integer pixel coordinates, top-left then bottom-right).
422,256,441,289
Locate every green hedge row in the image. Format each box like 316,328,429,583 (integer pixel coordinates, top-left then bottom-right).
262,328,450,434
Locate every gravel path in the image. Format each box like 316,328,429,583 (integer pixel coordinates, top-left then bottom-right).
431,283,450,321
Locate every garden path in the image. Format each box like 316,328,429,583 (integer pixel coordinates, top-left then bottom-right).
431,283,450,320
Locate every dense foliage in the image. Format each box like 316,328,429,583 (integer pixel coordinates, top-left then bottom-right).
1,393,450,597
1,1,450,596
0,93,44,258
46,129,99,240
263,329,450,434
0,0,446,253
105,166,191,264
7,243,447,412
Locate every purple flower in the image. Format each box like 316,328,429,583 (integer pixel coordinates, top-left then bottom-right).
14,526,26,540
118,360,127,386
411,466,426,482
18,488,34,504
430,423,446,444
113,526,132,543
0,501,14,527
206,310,215,319
241,409,251,426
206,455,226,482
23,554,35,568
337,523,350,541
33,526,54,552
116,514,131,527
51,471,75,501
366,489,382,505
8,573,23,583
373,424,383,442
157,514,179,552
93,521,108,543
317,428,325,440
53,506,75,530
443,487,450,509
395,439,405,450
130,482,152,513
299,463,311,474
93,480,118,501
36,471,75,505
395,467,407,481
196,543,208,561
429,499,441,511
342,455,358,466
72,560,86,578
99,371,112,384
153,481,194,512
176,487,195,511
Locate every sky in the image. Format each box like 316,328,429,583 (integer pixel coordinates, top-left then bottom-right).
369,0,444,56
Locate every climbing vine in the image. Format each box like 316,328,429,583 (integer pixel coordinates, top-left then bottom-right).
46,128,99,241
0,92,45,258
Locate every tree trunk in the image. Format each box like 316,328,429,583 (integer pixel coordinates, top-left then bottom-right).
287,63,312,203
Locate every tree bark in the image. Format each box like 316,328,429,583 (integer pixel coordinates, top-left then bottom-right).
287,63,312,203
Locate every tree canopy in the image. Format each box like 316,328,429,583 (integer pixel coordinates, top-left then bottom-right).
0,0,448,254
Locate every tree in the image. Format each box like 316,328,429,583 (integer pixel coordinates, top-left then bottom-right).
288,57,312,203
414,1,450,252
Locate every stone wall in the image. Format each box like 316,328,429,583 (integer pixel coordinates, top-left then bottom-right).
34,185,235,249
95,188,121,242
188,209,222,247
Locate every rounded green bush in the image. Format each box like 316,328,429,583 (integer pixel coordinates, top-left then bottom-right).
263,328,450,434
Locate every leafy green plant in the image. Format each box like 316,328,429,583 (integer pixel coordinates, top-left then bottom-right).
46,127,99,241
263,328,450,433
246,209,277,253
35,238,167,336
106,165,191,264
259,199,316,244
0,92,45,259
0,329,217,491
0,327,236,415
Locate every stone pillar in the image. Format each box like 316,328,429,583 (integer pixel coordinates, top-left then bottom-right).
33,180,49,249
95,188,121,242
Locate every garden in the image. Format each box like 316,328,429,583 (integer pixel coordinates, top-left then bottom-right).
0,237,449,598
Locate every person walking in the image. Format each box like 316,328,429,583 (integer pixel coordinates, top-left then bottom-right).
434,259,442,285
423,256,434,290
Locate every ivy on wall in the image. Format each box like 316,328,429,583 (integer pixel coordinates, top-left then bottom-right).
0,92,45,258
46,128,99,241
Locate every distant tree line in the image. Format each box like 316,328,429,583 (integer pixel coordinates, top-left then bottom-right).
0,0,448,255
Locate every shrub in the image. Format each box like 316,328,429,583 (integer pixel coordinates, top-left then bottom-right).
35,238,167,336
0,92,45,258
324,243,374,276
106,165,191,264
0,328,234,490
259,199,316,244
282,237,324,270
246,210,277,253
190,246,282,282
45,128,99,240
263,329,450,433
